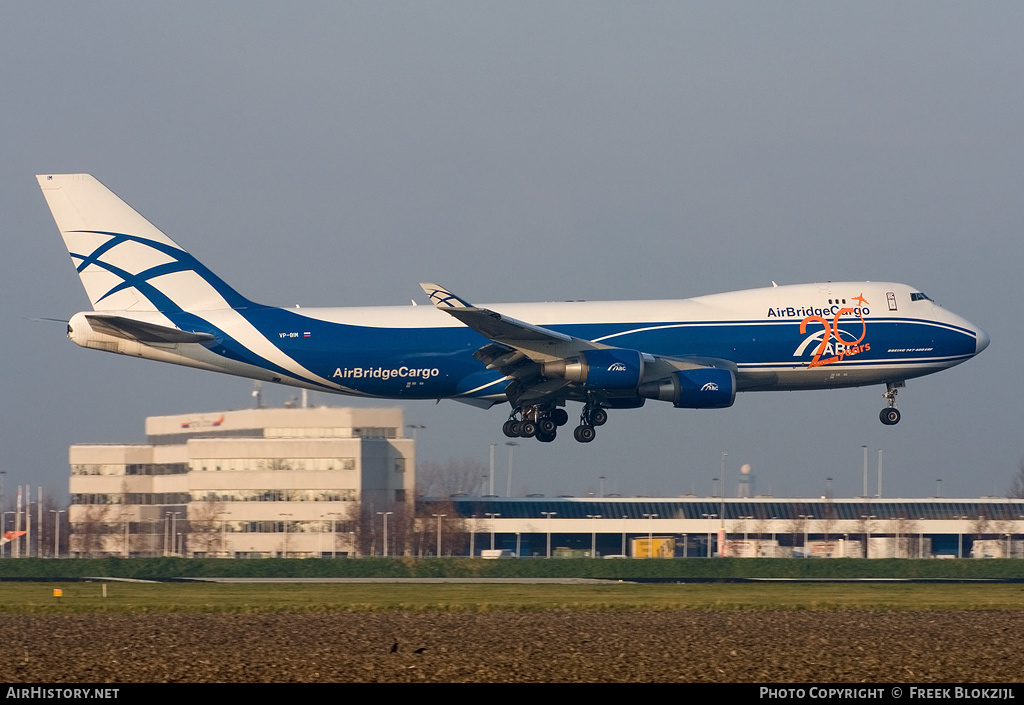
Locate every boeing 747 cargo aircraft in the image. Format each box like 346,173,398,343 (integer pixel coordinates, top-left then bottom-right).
38,174,989,443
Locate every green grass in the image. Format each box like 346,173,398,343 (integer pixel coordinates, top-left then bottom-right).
4,557,1024,580
3,581,1024,614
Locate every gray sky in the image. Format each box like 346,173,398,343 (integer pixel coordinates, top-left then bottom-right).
2,2,1021,501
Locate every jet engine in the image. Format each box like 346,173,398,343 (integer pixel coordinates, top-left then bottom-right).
542,348,645,389
639,368,736,408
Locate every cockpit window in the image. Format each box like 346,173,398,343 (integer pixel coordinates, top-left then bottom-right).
910,292,932,302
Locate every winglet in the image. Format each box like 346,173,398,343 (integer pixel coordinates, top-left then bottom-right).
419,283,474,309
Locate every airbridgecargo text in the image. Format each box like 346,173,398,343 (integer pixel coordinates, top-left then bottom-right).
767,306,869,318
332,366,440,380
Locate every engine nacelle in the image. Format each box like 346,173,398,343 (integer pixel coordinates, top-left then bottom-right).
542,348,644,390
639,368,736,409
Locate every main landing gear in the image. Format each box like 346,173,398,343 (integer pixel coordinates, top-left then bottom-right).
572,403,606,444
503,406,570,443
502,403,608,443
879,381,904,425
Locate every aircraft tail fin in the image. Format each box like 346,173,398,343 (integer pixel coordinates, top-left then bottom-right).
37,174,254,313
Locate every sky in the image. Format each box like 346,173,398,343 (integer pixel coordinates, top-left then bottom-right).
2,2,1022,502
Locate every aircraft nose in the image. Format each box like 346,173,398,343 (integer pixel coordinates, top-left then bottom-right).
975,326,990,355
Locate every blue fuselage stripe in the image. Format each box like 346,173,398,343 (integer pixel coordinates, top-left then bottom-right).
193,308,978,399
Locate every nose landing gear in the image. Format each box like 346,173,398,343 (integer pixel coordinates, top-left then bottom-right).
879,381,904,425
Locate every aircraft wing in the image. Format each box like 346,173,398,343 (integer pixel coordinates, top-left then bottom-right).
419,283,606,364
421,283,740,410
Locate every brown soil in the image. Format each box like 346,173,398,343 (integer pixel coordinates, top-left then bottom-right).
2,611,1020,683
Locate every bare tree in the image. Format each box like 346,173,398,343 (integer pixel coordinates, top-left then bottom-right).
752,514,771,557
416,458,487,498
188,500,227,556
408,499,466,557
26,489,70,558
993,518,1016,558
71,504,111,557
971,512,991,539
854,509,877,558
1008,459,1024,499
820,496,837,543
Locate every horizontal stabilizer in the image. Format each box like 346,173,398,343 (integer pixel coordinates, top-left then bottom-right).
85,314,215,344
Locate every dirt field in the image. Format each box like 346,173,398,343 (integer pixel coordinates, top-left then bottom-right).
2,610,1021,683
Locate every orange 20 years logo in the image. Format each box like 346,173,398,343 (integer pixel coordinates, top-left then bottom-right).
799,294,870,369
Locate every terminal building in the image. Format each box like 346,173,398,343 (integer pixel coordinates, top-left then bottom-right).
438,496,1024,559
68,406,414,557
68,406,1024,559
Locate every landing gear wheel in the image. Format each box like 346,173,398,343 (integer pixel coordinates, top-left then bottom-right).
538,417,558,435
880,408,901,425
536,430,557,443
519,420,537,438
590,408,608,426
573,425,596,443
503,420,520,438
551,409,569,427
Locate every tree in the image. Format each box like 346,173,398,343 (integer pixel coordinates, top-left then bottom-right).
854,509,877,558
416,458,487,498
71,504,111,557
188,500,227,556
1008,459,1024,499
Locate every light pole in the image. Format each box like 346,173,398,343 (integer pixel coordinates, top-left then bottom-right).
164,512,171,556
485,512,501,550
740,515,753,555
720,452,728,495
862,445,868,497
50,509,65,558
121,513,131,559
586,515,601,558
954,515,967,558
2,512,13,558
643,513,658,558
432,513,447,557
799,514,813,558
469,515,476,557
377,511,393,557
505,442,518,497
702,513,717,557
489,443,496,496
861,515,876,559
171,512,181,557
541,511,556,558
327,512,342,559
280,513,293,558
